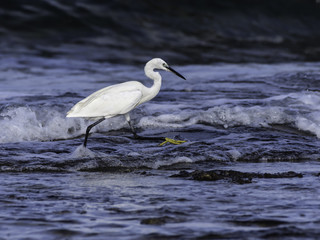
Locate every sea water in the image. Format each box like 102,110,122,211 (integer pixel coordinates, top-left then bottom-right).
1,55,320,239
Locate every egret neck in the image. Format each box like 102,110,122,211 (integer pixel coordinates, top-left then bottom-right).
141,63,162,104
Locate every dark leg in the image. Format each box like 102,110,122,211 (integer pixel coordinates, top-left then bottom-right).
127,120,140,139
124,114,186,145
125,113,142,139
127,120,167,141
83,118,105,147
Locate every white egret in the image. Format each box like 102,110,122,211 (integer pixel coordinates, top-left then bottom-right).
67,58,186,147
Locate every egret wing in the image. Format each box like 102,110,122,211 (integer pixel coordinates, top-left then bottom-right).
67,82,143,118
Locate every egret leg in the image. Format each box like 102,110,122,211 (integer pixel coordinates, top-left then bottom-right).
127,120,139,138
128,121,162,140
125,113,140,138
124,114,186,145
125,113,154,139
83,118,105,147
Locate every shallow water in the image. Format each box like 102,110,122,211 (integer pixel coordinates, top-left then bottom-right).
1,55,320,239
1,162,320,240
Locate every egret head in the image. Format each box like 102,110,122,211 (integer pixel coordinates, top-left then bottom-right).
147,58,186,80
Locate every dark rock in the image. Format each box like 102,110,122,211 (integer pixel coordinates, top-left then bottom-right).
140,216,174,225
171,169,303,184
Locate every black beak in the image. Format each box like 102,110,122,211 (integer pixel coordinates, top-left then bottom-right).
166,66,186,80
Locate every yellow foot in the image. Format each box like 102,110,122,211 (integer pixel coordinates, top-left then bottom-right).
159,137,187,146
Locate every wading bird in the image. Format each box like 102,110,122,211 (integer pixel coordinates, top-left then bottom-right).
67,58,186,147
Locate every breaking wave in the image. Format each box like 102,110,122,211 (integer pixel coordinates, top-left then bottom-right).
1,91,320,144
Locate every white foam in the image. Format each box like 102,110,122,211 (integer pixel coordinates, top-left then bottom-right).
0,106,82,143
69,144,115,159
138,92,320,139
138,105,291,130
0,106,126,143
227,149,242,161
138,112,198,129
268,92,320,137
68,145,125,171
201,105,292,128
296,113,320,138
153,156,194,169
2,86,320,145
70,144,97,158
269,92,320,110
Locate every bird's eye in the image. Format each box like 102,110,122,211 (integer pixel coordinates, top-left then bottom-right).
163,63,166,67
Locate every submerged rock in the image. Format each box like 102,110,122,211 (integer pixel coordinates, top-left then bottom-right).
140,216,175,225
171,170,303,184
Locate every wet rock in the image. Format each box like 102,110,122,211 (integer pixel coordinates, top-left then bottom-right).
231,218,289,227
171,170,303,184
257,171,303,178
140,216,174,225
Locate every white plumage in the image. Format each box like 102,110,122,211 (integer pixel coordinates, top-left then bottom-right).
67,82,144,119
67,58,186,147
